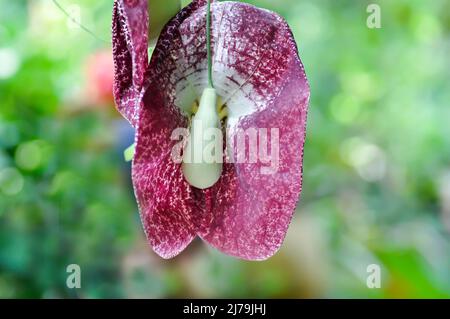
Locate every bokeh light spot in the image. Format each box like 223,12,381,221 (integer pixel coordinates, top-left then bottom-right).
0,167,24,196
330,94,361,124
0,48,20,79
15,140,46,171
341,138,387,182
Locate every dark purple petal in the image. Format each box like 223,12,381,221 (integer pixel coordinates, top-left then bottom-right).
112,0,149,127
174,2,310,260
200,61,309,260
131,0,213,258
128,1,309,260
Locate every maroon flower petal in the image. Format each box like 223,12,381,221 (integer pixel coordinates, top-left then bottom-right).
112,0,149,127
174,2,310,260
119,1,309,260
131,0,213,258
200,62,309,260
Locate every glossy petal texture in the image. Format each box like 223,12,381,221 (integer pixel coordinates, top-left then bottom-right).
113,1,309,260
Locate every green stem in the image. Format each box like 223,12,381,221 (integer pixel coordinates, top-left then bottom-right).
206,0,214,88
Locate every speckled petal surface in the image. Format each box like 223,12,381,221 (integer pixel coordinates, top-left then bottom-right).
201,60,309,260
131,0,212,259
114,1,309,260
112,0,148,127
175,2,310,260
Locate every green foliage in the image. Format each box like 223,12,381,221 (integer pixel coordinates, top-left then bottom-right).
0,0,449,298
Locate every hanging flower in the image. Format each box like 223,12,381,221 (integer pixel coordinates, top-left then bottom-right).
113,0,310,260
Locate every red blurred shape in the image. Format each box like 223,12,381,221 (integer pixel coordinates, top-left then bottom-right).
85,50,115,106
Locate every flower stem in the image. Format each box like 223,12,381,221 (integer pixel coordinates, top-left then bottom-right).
206,0,214,88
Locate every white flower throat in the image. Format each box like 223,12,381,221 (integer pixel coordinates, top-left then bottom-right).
182,88,225,189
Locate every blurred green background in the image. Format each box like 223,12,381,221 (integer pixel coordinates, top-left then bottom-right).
1,0,449,298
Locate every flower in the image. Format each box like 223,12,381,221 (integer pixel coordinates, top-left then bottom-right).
113,0,310,260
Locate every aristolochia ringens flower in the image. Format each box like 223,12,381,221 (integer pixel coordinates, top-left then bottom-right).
112,0,310,260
